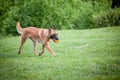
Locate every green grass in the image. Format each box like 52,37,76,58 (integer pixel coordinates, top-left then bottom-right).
0,27,120,80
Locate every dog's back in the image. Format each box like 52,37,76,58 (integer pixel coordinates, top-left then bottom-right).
16,22,48,42
16,22,40,35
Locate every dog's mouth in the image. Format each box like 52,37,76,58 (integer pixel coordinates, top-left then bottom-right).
50,34,59,43
53,38,59,43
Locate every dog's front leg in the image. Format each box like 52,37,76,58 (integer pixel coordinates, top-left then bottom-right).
39,44,45,56
44,42,56,56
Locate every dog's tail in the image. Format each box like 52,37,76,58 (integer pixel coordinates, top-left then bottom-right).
16,21,24,34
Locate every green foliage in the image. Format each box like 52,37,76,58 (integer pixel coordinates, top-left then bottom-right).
73,1,94,29
0,0,120,35
92,8,120,28
0,0,14,33
2,0,82,35
0,0,24,35
0,27,120,80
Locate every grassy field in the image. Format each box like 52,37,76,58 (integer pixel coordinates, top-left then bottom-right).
0,27,120,80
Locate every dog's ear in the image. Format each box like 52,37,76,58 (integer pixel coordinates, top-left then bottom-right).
52,25,56,30
48,28,51,33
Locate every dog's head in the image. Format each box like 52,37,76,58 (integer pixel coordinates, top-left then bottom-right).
49,27,59,43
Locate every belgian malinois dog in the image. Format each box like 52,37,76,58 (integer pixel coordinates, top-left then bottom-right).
16,22,59,56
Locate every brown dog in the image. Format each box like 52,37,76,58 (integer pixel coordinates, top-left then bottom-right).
16,22,59,56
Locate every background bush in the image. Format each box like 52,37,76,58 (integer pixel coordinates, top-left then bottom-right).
92,8,120,28
0,0,119,35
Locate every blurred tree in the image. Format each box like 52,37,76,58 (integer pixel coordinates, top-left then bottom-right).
92,0,95,6
0,0,24,34
0,0,14,32
1,0,119,35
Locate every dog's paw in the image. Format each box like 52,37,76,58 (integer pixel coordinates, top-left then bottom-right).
34,54,38,56
39,53,42,56
18,51,21,54
53,54,57,57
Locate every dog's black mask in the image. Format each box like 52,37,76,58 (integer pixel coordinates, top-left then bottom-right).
50,34,59,40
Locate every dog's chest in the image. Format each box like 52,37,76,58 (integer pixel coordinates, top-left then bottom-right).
29,29,48,44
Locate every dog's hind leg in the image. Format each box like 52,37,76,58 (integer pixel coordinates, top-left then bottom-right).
39,44,45,56
18,35,27,54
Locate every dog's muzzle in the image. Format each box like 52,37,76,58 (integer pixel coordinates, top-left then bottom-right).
50,34,59,43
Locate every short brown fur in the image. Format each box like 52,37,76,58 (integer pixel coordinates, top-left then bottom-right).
16,21,58,56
